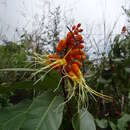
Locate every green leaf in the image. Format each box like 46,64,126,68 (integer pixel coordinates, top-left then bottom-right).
117,113,130,130
0,100,31,130
72,109,96,130
95,119,108,128
0,91,64,130
109,121,117,130
112,58,123,63
125,67,130,73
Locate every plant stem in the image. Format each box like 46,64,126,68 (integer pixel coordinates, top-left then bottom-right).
61,73,72,120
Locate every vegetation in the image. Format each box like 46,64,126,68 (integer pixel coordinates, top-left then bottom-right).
0,5,130,130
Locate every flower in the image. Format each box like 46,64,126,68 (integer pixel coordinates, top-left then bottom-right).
31,53,66,84
65,63,112,109
32,23,112,109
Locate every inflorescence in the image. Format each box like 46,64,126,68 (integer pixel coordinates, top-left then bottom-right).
32,23,113,110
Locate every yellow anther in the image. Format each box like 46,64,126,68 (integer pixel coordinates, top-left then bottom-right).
58,58,67,66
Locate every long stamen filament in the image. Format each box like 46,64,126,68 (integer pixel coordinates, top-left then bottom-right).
53,75,68,92
34,64,60,85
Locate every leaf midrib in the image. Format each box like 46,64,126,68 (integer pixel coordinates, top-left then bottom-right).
35,96,57,130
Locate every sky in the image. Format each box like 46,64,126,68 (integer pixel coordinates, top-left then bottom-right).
0,0,129,41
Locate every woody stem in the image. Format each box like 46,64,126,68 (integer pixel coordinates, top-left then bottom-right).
61,72,72,120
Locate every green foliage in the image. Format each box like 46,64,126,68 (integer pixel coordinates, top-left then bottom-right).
0,70,61,95
0,42,27,82
109,121,117,130
0,42,26,68
72,109,96,130
96,119,108,129
96,114,130,130
117,114,130,130
0,21,130,129
83,27,130,129
0,91,64,130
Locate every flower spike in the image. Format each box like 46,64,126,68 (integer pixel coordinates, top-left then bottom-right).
31,23,112,110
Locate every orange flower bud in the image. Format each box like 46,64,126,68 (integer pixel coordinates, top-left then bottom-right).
73,61,82,67
56,39,67,53
65,64,72,72
73,54,86,61
71,63,81,76
75,34,83,41
67,32,73,40
74,44,84,49
70,49,85,56
65,55,73,62
67,38,75,48
68,70,74,76
68,70,77,79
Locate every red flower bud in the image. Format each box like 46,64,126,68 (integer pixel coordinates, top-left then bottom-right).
77,23,81,28
72,25,76,30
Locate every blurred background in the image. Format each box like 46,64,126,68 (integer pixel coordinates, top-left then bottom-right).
0,0,130,56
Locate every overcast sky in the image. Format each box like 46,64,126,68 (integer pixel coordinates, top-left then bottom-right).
0,0,129,40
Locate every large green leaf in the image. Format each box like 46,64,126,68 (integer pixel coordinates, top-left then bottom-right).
95,118,108,128
117,114,130,130
0,91,64,130
0,100,31,130
72,109,96,130
109,121,117,130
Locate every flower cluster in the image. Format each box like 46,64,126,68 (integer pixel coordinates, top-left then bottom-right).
56,23,86,76
33,23,112,109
